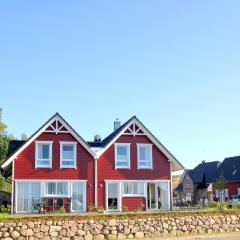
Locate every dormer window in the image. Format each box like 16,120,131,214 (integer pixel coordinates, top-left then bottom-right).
137,144,153,169
115,143,131,169
35,141,53,168
60,142,77,168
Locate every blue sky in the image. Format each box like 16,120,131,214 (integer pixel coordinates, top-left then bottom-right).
0,1,240,168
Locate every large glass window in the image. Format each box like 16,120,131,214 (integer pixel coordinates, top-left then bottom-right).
115,144,130,169
35,142,52,168
45,182,68,196
60,142,76,168
17,182,41,213
72,182,84,211
137,144,152,169
123,182,144,196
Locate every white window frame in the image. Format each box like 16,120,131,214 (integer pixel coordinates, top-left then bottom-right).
44,181,70,197
14,179,87,213
224,189,229,197
122,181,145,197
137,144,153,169
35,141,53,168
60,141,77,169
114,143,131,169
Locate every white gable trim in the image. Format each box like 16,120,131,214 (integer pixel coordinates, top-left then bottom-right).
96,118,184,171
2,113,95,170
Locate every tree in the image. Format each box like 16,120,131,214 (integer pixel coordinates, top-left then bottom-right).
21,132,28,140
213,173,227,209
0,108,8,164
0,108,9,190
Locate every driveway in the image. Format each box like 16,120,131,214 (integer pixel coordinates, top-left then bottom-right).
158,232,240,240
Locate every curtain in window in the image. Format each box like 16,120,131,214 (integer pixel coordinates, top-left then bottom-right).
17,182,41,212
72,182,84,211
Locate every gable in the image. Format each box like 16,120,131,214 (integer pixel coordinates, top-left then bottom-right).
96,117,184,171
1,113,95,170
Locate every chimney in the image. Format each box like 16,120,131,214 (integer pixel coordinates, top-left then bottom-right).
114,118,121,131
202,160,206,164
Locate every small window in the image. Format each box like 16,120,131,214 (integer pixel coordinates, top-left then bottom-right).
35,141,53,168
137,144,152,169
60,142,77,168
115,144,130,169
45,182,68,196
123,182,144,196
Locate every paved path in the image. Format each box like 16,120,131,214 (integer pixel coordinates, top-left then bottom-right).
158,232,240,240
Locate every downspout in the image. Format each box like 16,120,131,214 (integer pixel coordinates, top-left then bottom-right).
11,159,15,214
170,162,173,211
94,157,98,208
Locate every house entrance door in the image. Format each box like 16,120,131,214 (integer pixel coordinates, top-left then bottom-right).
106,182,120,211
147,183,158,210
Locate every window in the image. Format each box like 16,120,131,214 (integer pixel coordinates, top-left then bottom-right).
224,189,229,197
17,182,41,213
137,144,152,169
72,182,84,211
60,142,77,168
35,141,53,168
115,143,131,169
45,182,68,196
123,182,144,196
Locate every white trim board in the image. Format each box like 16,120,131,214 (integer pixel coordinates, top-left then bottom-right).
2,113,95,170
96,117,184,171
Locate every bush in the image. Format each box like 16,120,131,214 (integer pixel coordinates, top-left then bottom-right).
207,201,218,208
0,204,11,213
216,201,228,210
56,207,65,214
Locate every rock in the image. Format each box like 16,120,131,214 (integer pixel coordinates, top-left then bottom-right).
78,230,86,236
50,231,58,237
109,219,117,227
135,232,144,239
176,230,183,236
162,223,168,229
108,234,117,240
111,230,117,235
20,229,34,237
94,234,105,240
11,231,20,239
27,222,35,229
50,226,62,232
117,233,125,239
128,234,134,239
40,225,49,232
85,233,93,240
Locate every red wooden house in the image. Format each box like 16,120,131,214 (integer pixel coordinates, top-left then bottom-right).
1,113,183,213
213,156,240,201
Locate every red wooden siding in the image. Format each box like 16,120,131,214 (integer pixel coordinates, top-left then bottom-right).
14,132,95,208
122,197,145,211
97,135,170,208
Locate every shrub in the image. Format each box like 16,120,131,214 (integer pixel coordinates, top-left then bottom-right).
96,206,105,213
56,207,65,214
122,205,129,212
207,201,218,208
0,204,11,213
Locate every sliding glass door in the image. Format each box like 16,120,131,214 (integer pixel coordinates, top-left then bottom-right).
71,182,85,212
17,182,41,213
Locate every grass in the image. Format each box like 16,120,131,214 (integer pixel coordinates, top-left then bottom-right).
0,209,240,223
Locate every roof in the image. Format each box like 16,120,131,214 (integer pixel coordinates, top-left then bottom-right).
7,140,25,157
189,161,221,184
214,156,240,182
87,116,135,148
174,182,183,192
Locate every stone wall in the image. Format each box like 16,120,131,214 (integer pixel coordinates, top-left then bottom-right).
0,212,240,240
